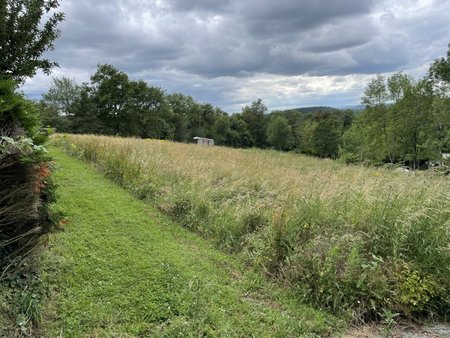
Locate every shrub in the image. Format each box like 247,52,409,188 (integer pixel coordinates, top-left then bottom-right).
0,80,55,273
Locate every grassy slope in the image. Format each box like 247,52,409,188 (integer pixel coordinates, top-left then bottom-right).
39,147,339,337
56,135,450,318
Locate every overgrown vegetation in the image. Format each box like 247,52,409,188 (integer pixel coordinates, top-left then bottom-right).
1,0,63,269
0,79,55,271
36,147,338,337
1,0,63,332
56,134,450,322
0,79,56,336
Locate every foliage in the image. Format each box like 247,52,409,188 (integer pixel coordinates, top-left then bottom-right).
298,111,350,158
267,115,294,150
341,72,447,167
241,99,269,148
0,0,64,82
429,44,450,85
40,77,81,132
0,264,46,336
0,79,55,272
224,114,254,148
56,134,450,321
0,79,45,143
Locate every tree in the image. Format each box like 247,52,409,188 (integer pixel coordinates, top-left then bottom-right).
224,114,254,148
429,44,450,86
341,73,439,167
428,44,450,159
298,112,342,158
135,82,174,139
242,99,269,148
87,64,173,138
166,93,190,141
42,77,81,116
267,115,294,151
0,0,64,81
71,85,103,134
40,77,81,131
89,64,131,135
360,74,391,161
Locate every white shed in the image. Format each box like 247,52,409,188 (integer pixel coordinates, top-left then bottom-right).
193,137,214,146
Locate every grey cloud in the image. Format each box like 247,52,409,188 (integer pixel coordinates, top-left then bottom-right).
26,0,450,110
165,0,232,13
235,0,374,38
52,0,381,78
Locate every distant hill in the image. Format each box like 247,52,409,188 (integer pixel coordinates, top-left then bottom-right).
277,105,365,116
339,104,365,112
282,106,340,114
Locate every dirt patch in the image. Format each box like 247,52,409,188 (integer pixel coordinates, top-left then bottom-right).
343,322,450,338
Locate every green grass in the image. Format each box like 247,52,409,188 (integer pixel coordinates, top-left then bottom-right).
37,147,339,337
53,134,450,319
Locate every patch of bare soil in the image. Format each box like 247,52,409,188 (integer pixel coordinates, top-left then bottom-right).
343,322,450,338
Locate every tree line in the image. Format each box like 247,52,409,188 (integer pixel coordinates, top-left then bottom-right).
40,47,450,168
39,64,355,156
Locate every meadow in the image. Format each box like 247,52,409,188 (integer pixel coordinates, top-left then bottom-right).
55,134,450,321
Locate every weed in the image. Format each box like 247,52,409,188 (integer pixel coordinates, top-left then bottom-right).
379,309,400,337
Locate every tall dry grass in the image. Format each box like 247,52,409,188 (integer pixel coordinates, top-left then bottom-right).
55,134,450,320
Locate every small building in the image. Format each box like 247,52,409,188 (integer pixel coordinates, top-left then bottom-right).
193,137,214,146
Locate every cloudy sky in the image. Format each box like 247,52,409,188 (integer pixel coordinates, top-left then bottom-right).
23,0,450,112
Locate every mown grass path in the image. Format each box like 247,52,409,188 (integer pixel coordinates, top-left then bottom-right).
39,147,339,337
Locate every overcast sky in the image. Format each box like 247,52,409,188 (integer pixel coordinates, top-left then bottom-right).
23,0,450,112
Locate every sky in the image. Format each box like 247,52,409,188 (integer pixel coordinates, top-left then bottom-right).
23,0,450,113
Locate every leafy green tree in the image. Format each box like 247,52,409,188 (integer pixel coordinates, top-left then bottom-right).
397,79,435,168
0,79,43,142
431,97,450,158
40,77,81,131
224,114,254,148
71,85,103,134
360,74,391,162
242,99,269,148
0,0,64,81
129,80,174,139
342,72,440,167
166,93,191,141
87,64,173,138
213,110,231,145
89,64,132,135
311,112,342,158
298,115,317,155
268,110,302,148
298,112,342,158
428,44,450,158
42,77,81,116
38,100,70,131
267,115,294,150
429,44,450,85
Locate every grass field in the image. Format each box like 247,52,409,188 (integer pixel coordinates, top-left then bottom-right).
54,134,450,321
27,147,339,337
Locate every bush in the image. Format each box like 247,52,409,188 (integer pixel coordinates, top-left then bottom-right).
0,80,55,273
